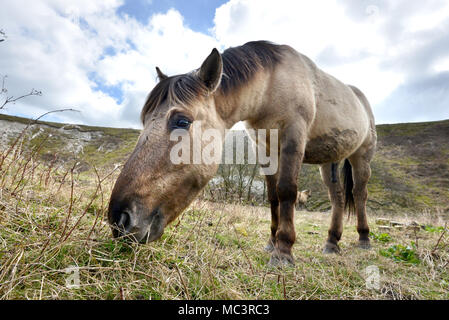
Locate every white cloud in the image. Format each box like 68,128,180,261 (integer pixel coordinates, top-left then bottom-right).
433,56,449,73
1,0,448,128
0,0,128,125
214,0,386,57
0,1,217,128
407,2,449,32
212,0,407,110
213,0,449,122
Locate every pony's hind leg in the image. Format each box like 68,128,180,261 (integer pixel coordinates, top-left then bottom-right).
348,153,373,249
320,163,345,254
264,173,279,252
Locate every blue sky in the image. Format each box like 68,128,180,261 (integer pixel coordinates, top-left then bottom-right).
117,0,227,33
1,0,449,128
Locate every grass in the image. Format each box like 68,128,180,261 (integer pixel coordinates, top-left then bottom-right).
0,139,448,300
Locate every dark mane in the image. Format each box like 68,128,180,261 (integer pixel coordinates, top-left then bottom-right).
141,41,284,123
220,40,283,93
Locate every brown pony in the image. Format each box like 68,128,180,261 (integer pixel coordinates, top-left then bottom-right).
108,41,377,266
295,189,311,210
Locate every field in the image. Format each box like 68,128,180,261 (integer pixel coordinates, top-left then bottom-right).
0,115,448,300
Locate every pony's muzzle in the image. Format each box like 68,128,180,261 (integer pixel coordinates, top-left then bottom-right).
109,200,165,243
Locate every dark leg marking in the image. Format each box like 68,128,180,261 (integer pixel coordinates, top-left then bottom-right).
331,162,338,183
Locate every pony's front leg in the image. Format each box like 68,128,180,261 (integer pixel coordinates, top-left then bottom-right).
268,127,304,267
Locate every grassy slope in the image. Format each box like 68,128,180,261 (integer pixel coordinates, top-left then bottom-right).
0,114,448,299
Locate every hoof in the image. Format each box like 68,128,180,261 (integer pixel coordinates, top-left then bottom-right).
264,240,275,252
358,239,371,250
268,250,295,267
323,241,341,254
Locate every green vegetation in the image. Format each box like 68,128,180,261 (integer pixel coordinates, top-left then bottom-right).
370,232,392,243
424,225,446,233
379,243,420,265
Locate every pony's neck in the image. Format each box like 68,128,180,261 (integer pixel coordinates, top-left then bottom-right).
214,72,270,129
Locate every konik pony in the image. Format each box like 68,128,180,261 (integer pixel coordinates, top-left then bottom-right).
108,41,377,266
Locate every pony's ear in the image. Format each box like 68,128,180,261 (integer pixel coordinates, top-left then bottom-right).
198,48,222,92
155,66,168,81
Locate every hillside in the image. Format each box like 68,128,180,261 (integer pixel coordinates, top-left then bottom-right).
1,113,448,214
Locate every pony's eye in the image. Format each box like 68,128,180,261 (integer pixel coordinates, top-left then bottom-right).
169,115,192,130
176,118,191,128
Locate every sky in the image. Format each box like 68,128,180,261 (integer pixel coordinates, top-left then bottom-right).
0,0,448,129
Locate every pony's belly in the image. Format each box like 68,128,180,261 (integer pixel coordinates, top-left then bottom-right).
303,129,360,164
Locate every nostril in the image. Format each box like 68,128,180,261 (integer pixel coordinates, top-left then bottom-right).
117,211,130,231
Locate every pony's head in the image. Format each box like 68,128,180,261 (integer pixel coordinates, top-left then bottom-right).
107,49,225,243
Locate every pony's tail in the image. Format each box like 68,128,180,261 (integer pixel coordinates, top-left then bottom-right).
342,159,355,218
